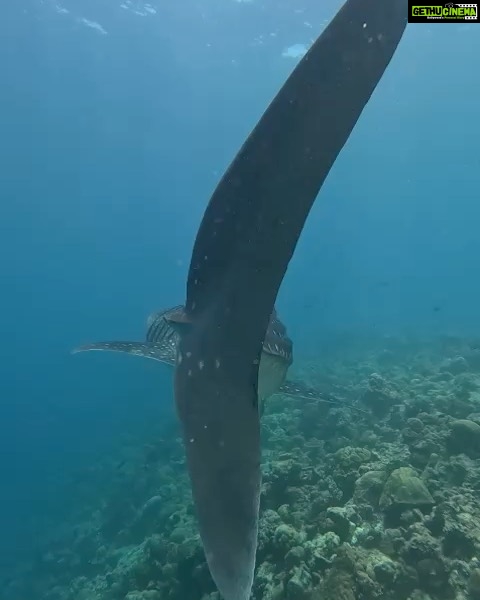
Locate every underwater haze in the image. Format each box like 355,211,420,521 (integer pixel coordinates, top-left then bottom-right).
1,1,480,600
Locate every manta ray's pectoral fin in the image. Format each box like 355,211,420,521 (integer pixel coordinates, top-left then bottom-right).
278,380,367,414
72,341,176,367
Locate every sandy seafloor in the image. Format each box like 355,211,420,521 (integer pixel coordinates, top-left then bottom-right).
3,334,480,600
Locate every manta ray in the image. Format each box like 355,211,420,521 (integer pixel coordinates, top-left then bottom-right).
75,1,407,599
73,305,356,415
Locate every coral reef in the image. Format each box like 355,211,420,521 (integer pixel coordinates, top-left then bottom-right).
2,335,480,600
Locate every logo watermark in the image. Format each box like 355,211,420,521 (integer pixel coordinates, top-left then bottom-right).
408,2,479,22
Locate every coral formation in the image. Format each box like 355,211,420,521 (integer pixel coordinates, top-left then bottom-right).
2,335,480,600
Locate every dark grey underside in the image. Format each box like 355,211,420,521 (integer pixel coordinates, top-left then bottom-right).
172,1,407,600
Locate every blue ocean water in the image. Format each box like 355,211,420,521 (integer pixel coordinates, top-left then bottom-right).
0,0,479,594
